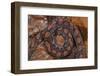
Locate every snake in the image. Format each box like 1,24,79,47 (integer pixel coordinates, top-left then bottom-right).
42,17,85,58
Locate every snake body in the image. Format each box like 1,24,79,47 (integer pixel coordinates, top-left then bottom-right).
42,17,85,58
